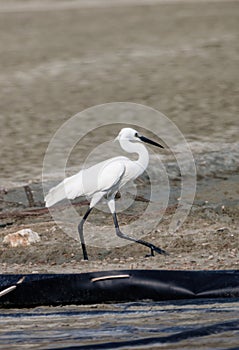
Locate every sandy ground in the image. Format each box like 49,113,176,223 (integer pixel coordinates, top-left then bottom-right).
0,0,238,274
0,199,238,273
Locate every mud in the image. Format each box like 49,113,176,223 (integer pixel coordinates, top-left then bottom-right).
0,0,238,274
0,0,239,183
0,197,238,273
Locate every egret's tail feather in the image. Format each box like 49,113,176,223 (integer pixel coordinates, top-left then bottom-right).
45,171,85,207
45,180,66,207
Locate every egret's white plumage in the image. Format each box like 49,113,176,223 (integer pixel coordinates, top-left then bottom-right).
45,127,167,260
45,128,148,208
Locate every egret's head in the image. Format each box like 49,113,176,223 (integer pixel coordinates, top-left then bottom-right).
115,128,164,148
116,128,138,141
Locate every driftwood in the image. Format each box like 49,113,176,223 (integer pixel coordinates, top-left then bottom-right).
0,200,90,221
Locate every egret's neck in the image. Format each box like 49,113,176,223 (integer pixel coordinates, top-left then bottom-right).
119,139,149,174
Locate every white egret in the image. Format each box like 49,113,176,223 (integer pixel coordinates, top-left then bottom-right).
45,127,168,260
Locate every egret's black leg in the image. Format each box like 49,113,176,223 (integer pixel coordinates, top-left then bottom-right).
78,207,92,260
112,212,168,256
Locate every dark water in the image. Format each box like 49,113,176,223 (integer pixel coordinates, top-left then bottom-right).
0,299,238,349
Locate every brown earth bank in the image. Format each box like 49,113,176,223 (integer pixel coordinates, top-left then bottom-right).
0,171,238,274
0,202,238,274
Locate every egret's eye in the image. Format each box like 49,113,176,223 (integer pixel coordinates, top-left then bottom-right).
135,132,138,138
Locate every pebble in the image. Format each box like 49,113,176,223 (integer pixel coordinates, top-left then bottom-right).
216,227,230,233
126,257,134,262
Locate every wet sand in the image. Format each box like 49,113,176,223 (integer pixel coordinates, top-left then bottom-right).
0,0,239,182
0,0,238,273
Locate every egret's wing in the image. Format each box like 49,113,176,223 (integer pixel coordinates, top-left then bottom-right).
89,161,126,208
96,160,126,193
45,156,128,207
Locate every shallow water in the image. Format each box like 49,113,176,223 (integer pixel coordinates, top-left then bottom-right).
0,299,238,349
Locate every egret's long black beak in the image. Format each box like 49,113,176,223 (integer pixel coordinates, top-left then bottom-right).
139,135,164,148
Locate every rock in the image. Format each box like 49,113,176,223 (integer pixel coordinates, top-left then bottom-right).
3,229,41,247
216,227,230,234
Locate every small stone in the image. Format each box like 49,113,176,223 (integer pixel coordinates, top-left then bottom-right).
3,229,40,247
126,256,134,262
216,227,230,233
